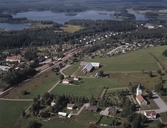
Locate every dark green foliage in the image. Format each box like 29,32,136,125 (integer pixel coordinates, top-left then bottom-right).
27,120,42,128
148,91,153,99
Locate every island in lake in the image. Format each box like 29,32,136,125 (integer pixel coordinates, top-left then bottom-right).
98,12,107,15
65,13,78,16
111,12,136,20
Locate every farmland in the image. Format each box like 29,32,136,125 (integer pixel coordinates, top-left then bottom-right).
0,101,31,128
4,71,60,99
60,25,83,33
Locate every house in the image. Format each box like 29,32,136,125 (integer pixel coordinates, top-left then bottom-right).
58,112,67,117
108,107,118,114
6,55,21,63
62,78,70,84
144,111,156,119
144,23,157,29
136,94,147,105
73,76,79,81
82,63,93,73
0,65,10,71
67,103,75,110
67,114,72,118
85,106,98,112
51,101,56,106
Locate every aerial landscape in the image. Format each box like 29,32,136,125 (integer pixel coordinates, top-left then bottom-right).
0,0,167,128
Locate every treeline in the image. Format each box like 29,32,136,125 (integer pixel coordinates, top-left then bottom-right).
145,12,159,18
3,67,36,87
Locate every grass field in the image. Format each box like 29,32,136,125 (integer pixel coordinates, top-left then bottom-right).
63,48,161,76
51,78,125,99
147,46,167,68
0,101,31,128
4,71,60,99
61,25,83,33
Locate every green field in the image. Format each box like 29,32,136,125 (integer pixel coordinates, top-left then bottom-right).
63,48,161,76
147,46,167,68
51,78,125,99
0,101,31,128
4,71,60,99
61,25,83,33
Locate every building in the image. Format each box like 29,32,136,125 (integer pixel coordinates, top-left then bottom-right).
51,101,56,106
0,65,10,71
58,112,67,117
144,111,156,119
136,94,147,105
6,55,21,63
62,78,70,84
67,103,75,110
136,83,142,96
80,61,100,74
73,76,79,81
144,23,157,29
85,106,98,112
108,107,118,114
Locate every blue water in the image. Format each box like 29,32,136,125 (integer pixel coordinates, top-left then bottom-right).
0,10,166,30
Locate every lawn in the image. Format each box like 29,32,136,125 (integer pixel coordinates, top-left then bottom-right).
62,63,79,76
160,112,167,122
4,71,60,99
146,46,167,68
0,101,31,128
51,78,124,99
61,25,83,33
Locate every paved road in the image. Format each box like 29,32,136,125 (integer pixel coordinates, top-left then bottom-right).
107,44,129,55
137,91,167,114
71,103,90,115
0,98,33,101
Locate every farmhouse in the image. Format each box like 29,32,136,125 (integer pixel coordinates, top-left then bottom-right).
85,106,98,112
136,94,147,105
144,23,157,29
62,78,70,84
6,55,21,63
80,61,100,73
144,111,156,119
67,103,75,110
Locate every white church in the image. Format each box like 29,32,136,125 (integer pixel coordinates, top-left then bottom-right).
136,83,147,105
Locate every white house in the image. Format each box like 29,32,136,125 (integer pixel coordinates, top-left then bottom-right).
67,103,75,110
73,76,79,81
0,65,10,71
144,111,156,119
58,112,67,117
62,78,70,84
6,55,21,63
51,101,56,106
136,94,147,105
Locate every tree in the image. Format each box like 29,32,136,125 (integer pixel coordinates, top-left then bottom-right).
60,74,64,80
22,110,26,117
27,120,42,128
148,91,153,99
149,71,153,77
157,69,161,75
98,70,104,76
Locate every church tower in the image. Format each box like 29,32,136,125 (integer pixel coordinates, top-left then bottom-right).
136,83,142,96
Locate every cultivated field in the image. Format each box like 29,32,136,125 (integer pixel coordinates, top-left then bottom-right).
31,23,53,28
0,101,31,128
61,25,83,33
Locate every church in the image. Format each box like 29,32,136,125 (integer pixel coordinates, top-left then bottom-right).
136,83,147,105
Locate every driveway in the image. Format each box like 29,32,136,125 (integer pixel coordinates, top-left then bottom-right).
137,91,167,114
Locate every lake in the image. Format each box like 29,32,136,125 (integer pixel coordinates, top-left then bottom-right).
0,10,166,30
